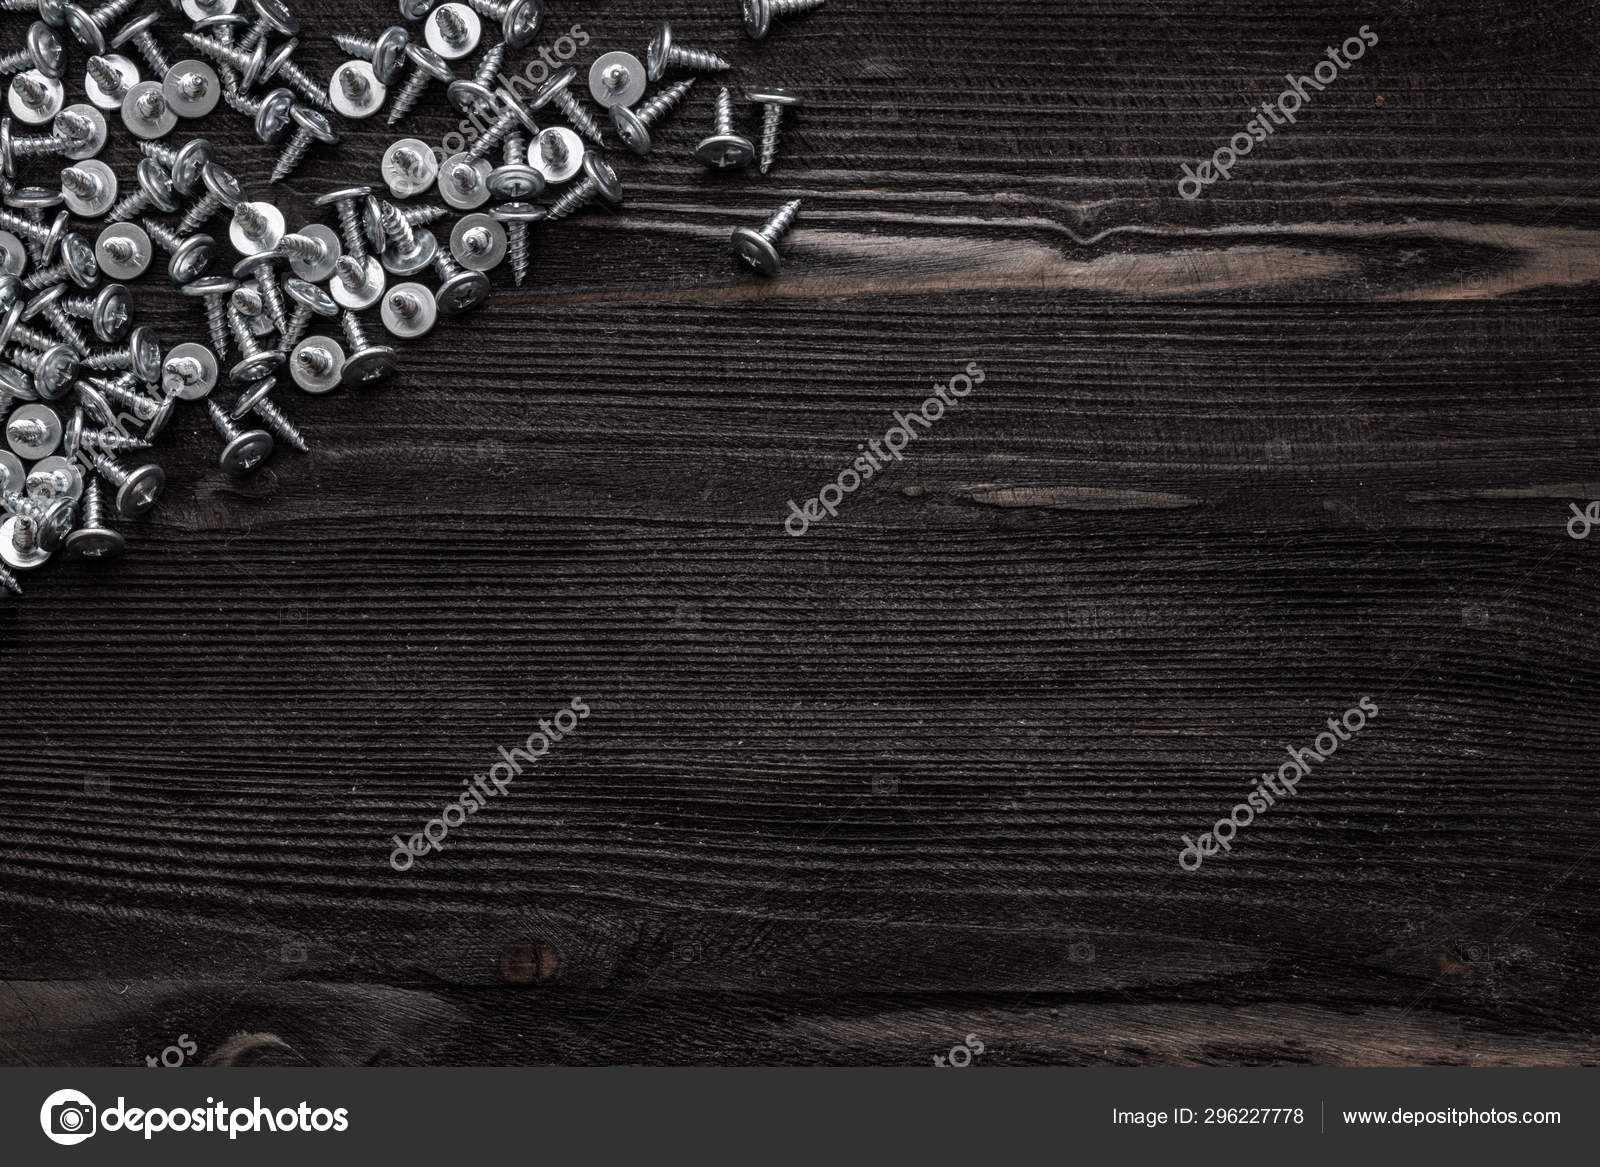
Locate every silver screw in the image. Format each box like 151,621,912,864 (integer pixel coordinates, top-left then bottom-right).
85,53,131,100
491,201,543,286
386,44,452,125
63,476,123,559
179,275,237,360
269,105,337,182
62,0,143,52
233,378,309,453
696,87,755,169
224,302,282,382
730,198,801,277
0,21,64,80
462,0,540,50
646,21,731,82
92,452,164,518
743,0,827,41
610,77,694,156
332,26,410,86
175,161,239,232
445,37,505,112
109,13,169,75
205,398,274,475
749,89,801,174
142,216,213,284
545,151,621,221
335,308,397,385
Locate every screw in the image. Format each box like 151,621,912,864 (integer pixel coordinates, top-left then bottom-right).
0,119,79,176
386,44,452,125
121,80,177,139
445,37,505,112
332,26,409,86
63,476,123,558
92,452,163,517
85,53,134,104
438,152,490,208
647,22,731,83
234,251,289,334
95,372,160,420
336,308,397,385
380,282,436,339
376,198,436,274
289,334,343,394
179,274,237,360
0,202,65,259
221,83,295,143
9,71,64,123
276,227,340,282
748,89,801,174
95,222,149,279
0,562,19,594
181,30,268,91
0,22,65,80
610,77,694,156
138,136,212,195
381,138,437,197
697,87,754,169
61,0,143,54
205,397,274,475
61,282,130,341
237,0,298,51
467,90,537,159
277,276,335,352
228,198,283,255
27,285,89,353
731,198,802,276
270,105,337,182
159,342,217,400
534,66,603,146
428,4,478,58
86,424,155,454
21,231,96,290
743,0,827,41
225,302,282,382
82,324,161,382
142,216,214,284
491,201,543,286
462,0,539,49
450,212,504,271
545,151,621,221
260,39,333,111
330,253,384,309
331,60,385,119
107,157,178,221
233,376,308,453
0,511,48,569
486,129,543,199
429,247,489,315
108,12,168,74
163,60,222,118
58,159,118,216
314,186,376,268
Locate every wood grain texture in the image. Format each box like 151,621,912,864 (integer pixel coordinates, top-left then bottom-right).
2,0,1599,1066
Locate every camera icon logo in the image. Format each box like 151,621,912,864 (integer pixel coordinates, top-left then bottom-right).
39,1088,96,1145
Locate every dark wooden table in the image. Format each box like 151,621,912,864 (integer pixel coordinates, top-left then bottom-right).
2,0,1597,1066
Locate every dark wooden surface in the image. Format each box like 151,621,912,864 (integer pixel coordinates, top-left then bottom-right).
3,0,1599,1066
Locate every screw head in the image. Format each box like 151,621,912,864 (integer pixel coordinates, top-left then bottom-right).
287,104,338,146
330,60,386,119
95,221,151,278
27,454,82,501
492,200,546,227
696,131,755,170
253,87,295,142
381,137,438,197
62,4,108,55
646,22,675,83
282,276,337,317
313,184,370,208
581,151,623,205
57,103,108,159
178,273,237,300
21,282,64,322
487,159,544,200
162,60,221,118
162,340,218,399
229,346,282,384
533,126,583,183
499,0,541,49
231,374,275,419
64,515,124,559
435,267,490,315
743,0,773,40
289,334,343,394
748,88,803,108
730,225,782,276
183,0,239,17
437,151,490,209
113,462,164,517
9,70,64,125
89,282,130,340
449,213,505,272
424,2,480,60
379,225,437,276
370,26,410,86
530,64,575,110
166,231,213,284
83,52,138,110
134,156,180,210
379,281,436,339
283,222,340,282
227,198,284,255
0,515,50,569
249,0,298,36
0,450,24,492
219,427,274,475
341,341,398,387
396,0,434,20
405,43,454,84
588,51,645,109
164,136,212,195
121,80,177,139
7,403,61,458
329,253,384,309
0,230,27,275
610,104,653,155
31,494,74,551
31,343,78,399
60,157,117,216
107,11,160,52
27,22,66,80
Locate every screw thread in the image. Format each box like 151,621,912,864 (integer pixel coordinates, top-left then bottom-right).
773,0,828,16
760,198,802,245
339,66,371,102
251,395,307,452
130,31,171,76
334,199,369,266
94,453,134,488
202,296,230,359
89,429,150,452
101,236,140,267
466,0,511,20
758,103,784,174
12,132,69,158
0,562,19,595
21,264,68,292
545,175,597,221
399,203,449,227
9,73,50,109
388,288,422,319
183,32,250,74
80,346,130,371
223,87,259,117
339,309,370,351
637,78,695,128
507,222,528,286
553,89,604,146
133,88,168,122
87,55,130,98
468,110,516,158
270,128,315,182
107,190,152,223
141,218,184,253
472,41,507,88
276,232,327,264
9,321,54,349
502,131,526,167
81,477,105,529
9,514,38,555
42,305,90,354
377,199,415,249
0,49,30,75
227,306,266,357
179,190,229,234
713,86,736,136
87,0,140,32
253,272,289,334
100,378,157,419
278,303,311,352
436,5,468,46
206,398,242,442
173,69,210,103
386,64,431,125
0,208,43,241
296,344,332,375
669,45,731,74
276,60,332,110
59,165,104,200
333,32,377,58
232,201,269,239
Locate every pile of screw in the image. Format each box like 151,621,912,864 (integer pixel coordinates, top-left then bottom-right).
0,0,819,598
